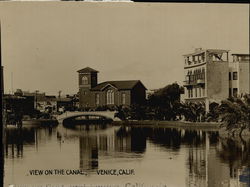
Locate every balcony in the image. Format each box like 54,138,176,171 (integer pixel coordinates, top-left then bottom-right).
183,80,195,87
197,79,205,85
183,79,205,87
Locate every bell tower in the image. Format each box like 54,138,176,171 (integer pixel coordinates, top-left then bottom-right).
77,67,98,108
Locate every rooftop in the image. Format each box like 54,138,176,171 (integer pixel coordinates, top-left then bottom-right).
91,80,146,91
231,54,250,56
77,67,99,73
183,49,229,57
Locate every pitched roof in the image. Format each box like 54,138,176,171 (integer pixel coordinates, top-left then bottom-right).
77,67,99,73
91,80,146,91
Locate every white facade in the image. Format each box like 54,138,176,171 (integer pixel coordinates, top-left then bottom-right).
183,48,230,111
183,49,250,111
229,54,250,97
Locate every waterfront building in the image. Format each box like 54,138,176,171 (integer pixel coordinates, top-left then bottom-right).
36,95,57,113
77,67,147,109
229,54,250,97
15,89,58,112
3,94,35,116
183,48,249,111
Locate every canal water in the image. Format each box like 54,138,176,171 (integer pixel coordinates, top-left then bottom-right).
3,124,250,187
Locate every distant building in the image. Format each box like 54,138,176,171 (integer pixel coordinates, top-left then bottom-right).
36,95,57,113
78,67,147,109
56,96,74,112
182,48,249,111
4,94,35,115
15,89,57,113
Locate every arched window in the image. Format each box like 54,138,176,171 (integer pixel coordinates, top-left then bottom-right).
82,76,88,85
106,90,114,105
95,94,100,105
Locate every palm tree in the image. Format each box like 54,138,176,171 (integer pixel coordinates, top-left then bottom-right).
217,95,250,137
179,102,205,122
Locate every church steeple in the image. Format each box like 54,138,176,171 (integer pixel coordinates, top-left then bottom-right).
77,67,98,89
77,67,99,108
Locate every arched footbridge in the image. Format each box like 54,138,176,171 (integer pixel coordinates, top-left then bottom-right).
57,111,121,124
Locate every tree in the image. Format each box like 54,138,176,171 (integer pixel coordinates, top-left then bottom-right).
206,102,220,122
147,83,182,120
217,95,250,137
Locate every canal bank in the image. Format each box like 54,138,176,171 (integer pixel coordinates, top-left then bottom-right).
112,120,221,131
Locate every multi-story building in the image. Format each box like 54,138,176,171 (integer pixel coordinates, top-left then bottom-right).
229,54,250,97
182,48,250,111
78,67,147,109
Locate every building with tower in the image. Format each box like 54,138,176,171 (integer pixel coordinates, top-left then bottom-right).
182,48,250,111
77,67,147,109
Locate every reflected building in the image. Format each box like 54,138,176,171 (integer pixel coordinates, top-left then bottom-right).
185,130,249,187
115,127,146,153
4,127,56,159
79,136,99,170
5,128,35,158
78,126,147,170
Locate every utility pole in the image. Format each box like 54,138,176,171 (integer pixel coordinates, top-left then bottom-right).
1,21,5,125
35,90,39,110
58,90,62,98
1,21,3,96
1,21,5,186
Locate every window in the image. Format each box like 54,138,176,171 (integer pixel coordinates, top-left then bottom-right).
233,72,238,80
229,72,231,80
229,88,232,97
82,76,88,85
106,90,114,104
190,75,194,82
188,89,191,98
195,88,197,97
233,88,238,97
95,94,100,105
122,93,126,105
202,87,205,96
201,53,205,61
188,89,193,98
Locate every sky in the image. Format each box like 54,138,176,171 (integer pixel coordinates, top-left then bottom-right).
0,2,249,95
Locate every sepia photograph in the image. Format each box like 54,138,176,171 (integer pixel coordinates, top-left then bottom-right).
1,2,249,187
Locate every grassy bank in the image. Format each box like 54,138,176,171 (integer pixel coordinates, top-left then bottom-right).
112,120,221,131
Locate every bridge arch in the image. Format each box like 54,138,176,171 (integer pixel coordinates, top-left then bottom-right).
57,111,120,125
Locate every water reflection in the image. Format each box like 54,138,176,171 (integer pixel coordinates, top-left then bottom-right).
4,127,57,159
115,127,147,153
4,124,250,187
77,126,147,170
215,137,250,187
79,136,98,170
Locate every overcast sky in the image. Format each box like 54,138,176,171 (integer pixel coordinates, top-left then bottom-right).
0,2,249,95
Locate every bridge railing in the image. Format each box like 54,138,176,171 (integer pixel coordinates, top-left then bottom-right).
56,111,120,122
